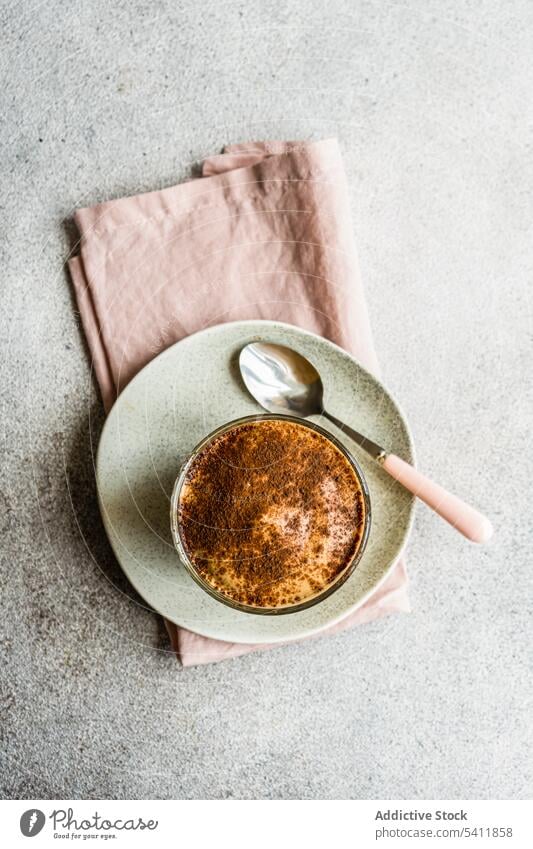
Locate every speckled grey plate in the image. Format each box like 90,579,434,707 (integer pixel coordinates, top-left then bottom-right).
96,320,415,643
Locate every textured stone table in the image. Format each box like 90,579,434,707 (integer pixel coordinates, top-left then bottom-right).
1,1,531,799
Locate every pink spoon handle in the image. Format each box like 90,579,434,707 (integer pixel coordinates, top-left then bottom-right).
382,453,493,543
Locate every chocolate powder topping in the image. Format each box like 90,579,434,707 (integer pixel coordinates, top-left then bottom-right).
177,420,366,609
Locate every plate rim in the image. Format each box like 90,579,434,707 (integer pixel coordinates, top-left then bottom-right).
96,319,416,643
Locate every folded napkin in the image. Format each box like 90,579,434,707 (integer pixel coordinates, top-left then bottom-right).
69,139,410,666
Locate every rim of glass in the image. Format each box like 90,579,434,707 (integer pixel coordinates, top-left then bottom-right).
170,413,372,616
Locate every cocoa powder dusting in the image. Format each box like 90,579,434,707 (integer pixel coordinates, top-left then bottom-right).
177,420,366,609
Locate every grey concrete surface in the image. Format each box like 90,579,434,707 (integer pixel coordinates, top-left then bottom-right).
1,0,531,800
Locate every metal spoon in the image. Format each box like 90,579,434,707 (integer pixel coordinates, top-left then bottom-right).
239,341,493,543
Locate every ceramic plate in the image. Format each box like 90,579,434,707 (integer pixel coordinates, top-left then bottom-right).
96,320,415,643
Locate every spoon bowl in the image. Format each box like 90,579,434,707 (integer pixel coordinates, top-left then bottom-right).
239,342,325,416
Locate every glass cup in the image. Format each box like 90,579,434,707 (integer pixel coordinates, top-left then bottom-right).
170,413,371,615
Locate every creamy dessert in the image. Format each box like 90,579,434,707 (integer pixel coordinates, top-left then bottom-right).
176,418,367,610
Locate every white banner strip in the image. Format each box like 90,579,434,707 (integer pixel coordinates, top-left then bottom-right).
2,799,530,848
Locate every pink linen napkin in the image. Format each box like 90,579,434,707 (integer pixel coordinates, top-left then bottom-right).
69,139,410,666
